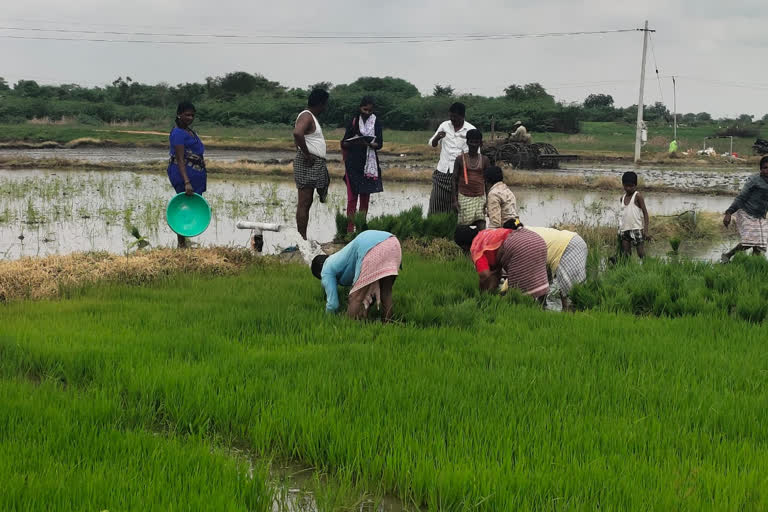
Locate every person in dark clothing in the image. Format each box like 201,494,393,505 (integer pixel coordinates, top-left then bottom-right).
340,96,384,233
722,155,768,261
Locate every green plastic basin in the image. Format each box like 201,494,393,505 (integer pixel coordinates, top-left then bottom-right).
166,193,211,237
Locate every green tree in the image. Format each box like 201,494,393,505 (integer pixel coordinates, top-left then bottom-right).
0,77,9,91
645,101,670,122
14,80,41,97
504,83,553,102
308,81,332,92
696,112,712,122
681,113,697,124
584,93,614,108
432,84,454,97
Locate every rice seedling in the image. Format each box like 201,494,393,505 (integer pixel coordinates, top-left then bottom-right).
138,197,165,234
335,206,457,243
126,225,150,251
669,236,681,254
571,253,768,323
2,253,768,509
24,199,43,225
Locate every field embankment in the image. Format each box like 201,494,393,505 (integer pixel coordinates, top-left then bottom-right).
1,121,764,164
0,247,257,301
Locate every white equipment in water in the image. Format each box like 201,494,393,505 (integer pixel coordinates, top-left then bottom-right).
236,221,281,253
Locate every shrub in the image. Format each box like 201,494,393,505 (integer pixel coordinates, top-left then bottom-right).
716,125,760,138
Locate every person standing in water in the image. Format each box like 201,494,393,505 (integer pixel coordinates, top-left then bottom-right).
428,102,475,215
341,96,384,233
453,129,490,228
722,155,768,262
619,171,649,260
168,101,206,248
293,88,330,240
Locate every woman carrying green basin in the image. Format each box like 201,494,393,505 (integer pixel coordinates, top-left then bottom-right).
167,101,206,248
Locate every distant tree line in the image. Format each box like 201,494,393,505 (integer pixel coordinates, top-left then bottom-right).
0,73,763,134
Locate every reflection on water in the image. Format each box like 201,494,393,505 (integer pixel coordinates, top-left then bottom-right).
0,168,738,261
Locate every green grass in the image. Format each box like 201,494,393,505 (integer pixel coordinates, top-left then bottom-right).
4,120,763,158
335,206,458,243
572,253,768,323
535,122,766,156
3,253,768,509
0,122,434,149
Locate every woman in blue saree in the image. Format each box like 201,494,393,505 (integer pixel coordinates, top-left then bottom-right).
168,101,206,247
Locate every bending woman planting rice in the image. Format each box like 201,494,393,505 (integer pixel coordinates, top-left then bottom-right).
311,230,402,322
454,220,549,303
526,226,588,310
722,155,768,262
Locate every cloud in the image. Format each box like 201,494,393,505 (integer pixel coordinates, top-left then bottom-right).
1,0,767,116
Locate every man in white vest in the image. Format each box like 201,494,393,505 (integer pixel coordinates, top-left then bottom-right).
293,89,330,240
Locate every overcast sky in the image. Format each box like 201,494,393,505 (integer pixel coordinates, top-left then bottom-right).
2,0,767,118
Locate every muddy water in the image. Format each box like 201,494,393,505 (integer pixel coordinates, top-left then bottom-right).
0,147,415,165
0,168,736,261
552,164,753,193
0,147,755,192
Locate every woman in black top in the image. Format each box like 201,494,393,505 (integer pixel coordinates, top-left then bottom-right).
340,96,383,233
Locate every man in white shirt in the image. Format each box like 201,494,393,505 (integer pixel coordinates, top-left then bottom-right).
510,121,532,143
427,102,476,215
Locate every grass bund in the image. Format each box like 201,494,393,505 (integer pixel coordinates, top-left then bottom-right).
3,251,768,510
1,120,765,164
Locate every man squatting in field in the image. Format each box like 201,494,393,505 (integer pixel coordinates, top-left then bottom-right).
722,155,768,262
293,89,331,240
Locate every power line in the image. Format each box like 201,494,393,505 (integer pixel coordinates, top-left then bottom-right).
0,25,636,40
0,28,641,46
648,32,664,103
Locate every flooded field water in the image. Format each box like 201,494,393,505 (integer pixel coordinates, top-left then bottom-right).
0,167,737,261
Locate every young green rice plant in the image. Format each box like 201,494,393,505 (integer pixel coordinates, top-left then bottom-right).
0,204,15,224
4,254,768,509
572,253,768,324
336,207,457,243
668,236,681,254
138,197,165,234
126,225,150,250
76,204,91,219
24,199,43,225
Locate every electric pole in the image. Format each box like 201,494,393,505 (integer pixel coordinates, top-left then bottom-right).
672,76,677,140
634,21,653,163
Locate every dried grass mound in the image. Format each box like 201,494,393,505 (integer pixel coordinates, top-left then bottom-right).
0,247,259,302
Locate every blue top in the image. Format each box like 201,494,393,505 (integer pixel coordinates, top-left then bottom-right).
321,230,393,312
169,127,205,157
168,127,207,195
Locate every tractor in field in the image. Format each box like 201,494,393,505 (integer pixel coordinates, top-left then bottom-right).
483,133,577,170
